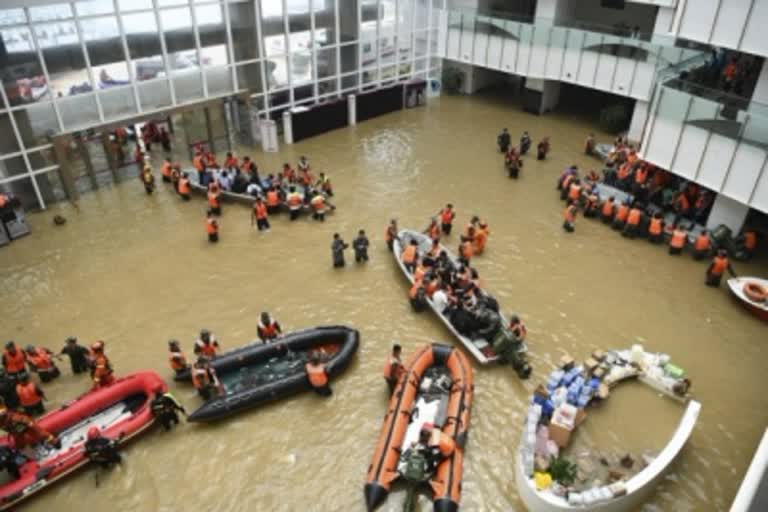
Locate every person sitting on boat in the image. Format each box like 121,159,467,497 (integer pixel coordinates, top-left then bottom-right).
409,280,428,313
90,341,114,390
223,152,239,172
458,233,474,266
508,314,527,342
353,230,370,263
705,249,737,288
305,353,331,397
401,239,419,274
299,167,314,188
431,285,451,315
257,312,282,343
419,423,455,469
424,217,441,242
194,330,220,359
286,186,303,221
150,386,187,431
25,345,60,383
385,219,399,252
0,403,59,450
246,180,262,198
448,300,476,338
298,155,310,172
231,172,248,194
473,303,503,342
217,171,232,193
191,357,222,400
60,336,90,375
3,341,27,382
310,191,328,222
16,373,45,416
283,163,296,183
383,344,405,394
85,427,122,469
168,340,189,379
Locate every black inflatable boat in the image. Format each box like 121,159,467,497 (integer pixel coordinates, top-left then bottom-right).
185,326,359,422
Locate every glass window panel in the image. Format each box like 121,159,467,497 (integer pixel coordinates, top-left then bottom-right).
122,13,164,76
134,53,168,81
0,28,49,106
293,83,313,102
173,70,204,103
206,66,234,96
0,175,40,210
265,55,288,89
26,146,57,171
290,51,313,86
288,0,309,33
236,62,263,93
381,64,397,80
0,113,22,153
99,86,138,120
316,46,337,79
197,4,228,67
268,89,289,109
80,17,131,86
317,76,336,96
138,78,172,110
361,40,376,67
0,155,28,179
35,23,92,98
118,0,153,11
361,0,378,31
261,0,283,19
363,68,378,85
58,93,100,130
0,9,26,26
36,168,68,205
168,49,200,76
160,7,193,33
13,103,59,147
29,4,73,23
340,43,357,73
227,2,259,61
76,1,114,16
341,73,357,90
158,0,189,6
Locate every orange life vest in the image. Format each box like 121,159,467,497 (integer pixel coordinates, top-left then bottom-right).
402,245,417,264
196,340,217,357
254,202,268,219
564,205,576,223
3,349,26,373
385,226,395,243
670,229,687,249
16,382,42,407
178,179,190,195
568,184,582,201
191,367,211,390
694,233,710,252
649,218,662,236
429,429,456,457
92,355,113,380
617,163,631,180
193,155,204,171
460,241,474,259
425,280,439,297
205,153,217,167
674,194,690,212
266,190,280,207
615,204,629,223
601,201,614,217
473,229,488,254
169,351,187,371
258,321,278,339
710,255,729,276
634,167,648,184
306,363,328,387
224,156,238,169
428,223,440,240
744,231,757,250
440,209,454,225
310,195,326,211
28,349,53,371
161,162,172,177
383,356,403,380
207,191,220,208
287,193,302,208
562,174,574,190
206,218,218,235
627,208,641,227
409,282,423,299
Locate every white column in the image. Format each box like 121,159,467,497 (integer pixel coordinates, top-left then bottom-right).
706,194,750,233
627,100,650,145
750,60,768,106
282,111,294,144
259,120,279,152
348,94,357,125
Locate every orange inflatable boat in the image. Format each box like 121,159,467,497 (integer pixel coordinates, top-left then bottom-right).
364,344,474,512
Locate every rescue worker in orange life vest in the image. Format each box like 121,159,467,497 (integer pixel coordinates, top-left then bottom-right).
439,204,455,235
251,196,270,232
194,329,220,358
401,239,419,273
257,312,282,343
90,341,115,389
84,426,122,468
168,340,189,379
16,373,45,416
563,204,577,233
509,314,527,342
205,209,219,243
705,249,737,287
385,219,399,252
24,345,60,383
305,352,331,397
332,233,349,268
191,357,222,400
383,344,404,394
353,229,370,263
0,403,59,450
2,341,27,382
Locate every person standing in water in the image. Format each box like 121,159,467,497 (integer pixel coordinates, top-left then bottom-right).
150,387,186,431
705,249,736,287
439,204,455,235
251,196,270,232
60,336,90,375
142,165,155,195
563,204,577,233
206,210,219,243
497,128,511,153
383,344,405,394
257,312,282,342
332,233,349,268
353,230,370,263
520,131,532,155
385,219,399,252
537,137,550,160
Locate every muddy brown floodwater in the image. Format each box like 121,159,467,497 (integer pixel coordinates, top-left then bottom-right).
1,93,767,512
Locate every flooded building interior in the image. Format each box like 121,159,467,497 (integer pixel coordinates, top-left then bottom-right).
1,0,768,511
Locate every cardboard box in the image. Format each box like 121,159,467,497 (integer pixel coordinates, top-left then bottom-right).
597,383,610,400
575,408,588,428
549,422,572,448
593,367,607,379
592,349,606,361
560,355,575,370
584,357,599,373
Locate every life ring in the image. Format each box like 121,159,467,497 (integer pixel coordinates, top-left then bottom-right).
743,282,768,302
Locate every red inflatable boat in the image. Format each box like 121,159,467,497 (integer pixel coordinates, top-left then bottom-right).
0,371,167,510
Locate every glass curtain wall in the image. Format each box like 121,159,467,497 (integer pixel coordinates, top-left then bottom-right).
0,0,439,210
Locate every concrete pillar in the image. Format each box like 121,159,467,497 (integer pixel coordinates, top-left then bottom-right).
348,94,357,126
750,60,768,106
652,6,675,42
259,120,278,152
75,135,98,189
706,193,750,233
627,100,649,146
282,111,293,145
204,107,215,153
524,78,560,115
101,131,119,181
52,135,80,202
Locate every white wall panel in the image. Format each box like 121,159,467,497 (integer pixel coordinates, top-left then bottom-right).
722,143,766,203
545,29,566,80
678,0,718,44
527,27,548,78
473,31,489,67
630,61,655,100
561,30,582,83
446,28,461,60
698,134,737,191
501,33,518,73
673,125,708,180
710,0,751,49
644,88,689,169
516,25,533,76
487,34,504,69
576,51,598,88
750,160,768,213
612,57,635,96
459,30,474,61
594,53,617,91
742,0,768,57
